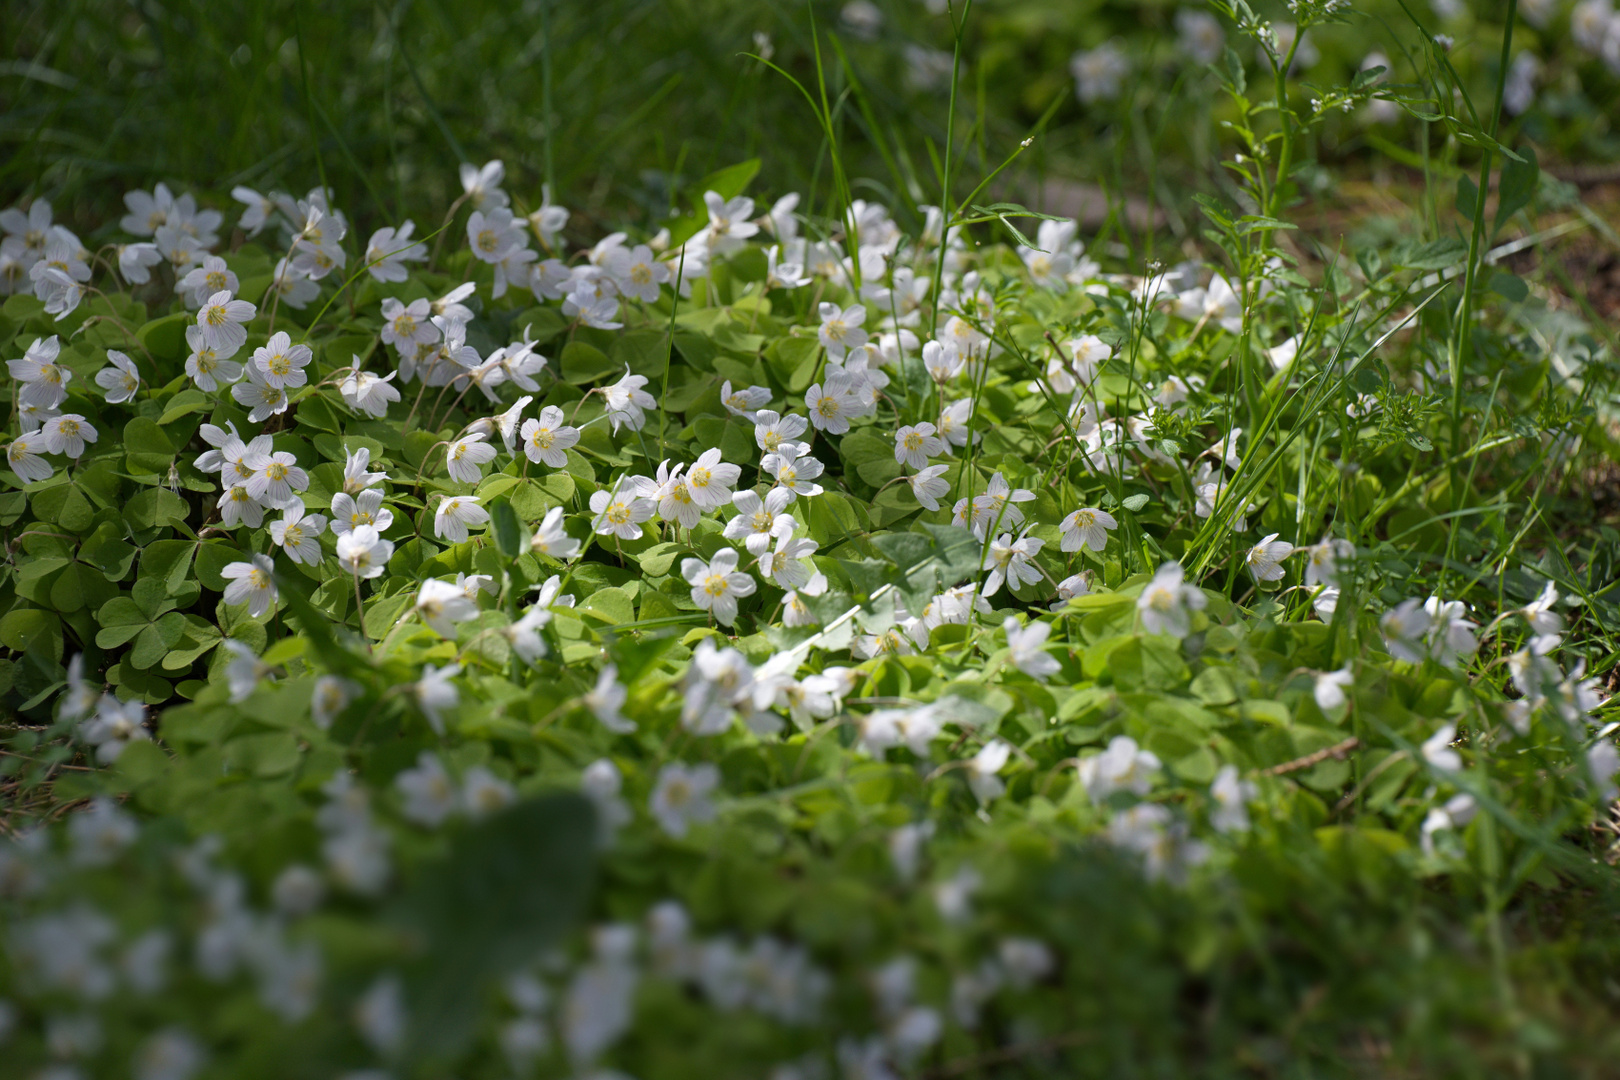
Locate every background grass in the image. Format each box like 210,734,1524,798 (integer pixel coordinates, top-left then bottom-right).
10,0,1619,250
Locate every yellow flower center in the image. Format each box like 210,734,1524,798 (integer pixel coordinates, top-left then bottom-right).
605,502,632,525
630,264,652,285
268,354,291,376
704,574,729,597
688,467,711,489
816,397,840,418
394,315,416,337
248,569,271,589
206,270,228,291
477,230,499,253
903,432,924,450
266,462,288,481
205,305,228,326
531,428,555,449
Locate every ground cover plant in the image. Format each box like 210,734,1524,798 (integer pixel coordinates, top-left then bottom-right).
3,1,1620,1078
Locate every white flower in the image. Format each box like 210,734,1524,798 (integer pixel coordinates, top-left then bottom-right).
605,243,669,302
650,762,721,839
221,555,278,618
364,222,427,282
586,665,634,733
1107,804,1208,883
461,159,510,210
467,207,527,262
230,363,289,422
69,797,138,865
1070,42,1129,103
683,447,742,509
1003,617,1061,680
581,759,632,846
893,422,945,470
339,367,401,418
966,740,1012,804
589,481,654,540
762,444,826,498
970,472,1036,537
462,766,514,818
1059,507,1117,552
602,366,656,433
1176,9,1226,64
1423,597,1478,667
183,325,242,390
335,525,394,579
1137,562,1206,638
531,505,582,560
413,663,462,735
133,1028,204,1080
982,532,1044,598
177,254,238,308
1245,533,1294,582
1520,581,1564,636
1421,793,1480,856
758,533,819,590
433,495,490,544
1077,735,1161,800
96,350,142,403
1421,723,1462,772
1193,467,1253,531
79,695,151,764
396,752,459,826
1314,666,1355,712
6,432,52,484
244,450,308,507
907,464,951,511
724,486,795,555
330,489,393,534
311,675,360,730
753,410,810,454
217,485,265,529
1050,571,1092,612
505,604,552,663
1209,765,1257,833
702,190,759,250
416,578,480,638
269,503,328,566
9,335,72,408
379,297,439,353
1261,329,1303,369
1587,740,1619,803
683,640,754,734
195,290,256,355
805,370,857,433
682,548,757,626
1380,599,1430,663
1303,536,1353,586
817,302,869,359
527,183,569,250
40,414,96,458
720,379,772,421
445,432,497,484
520,405,580,467
933,866,982,925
